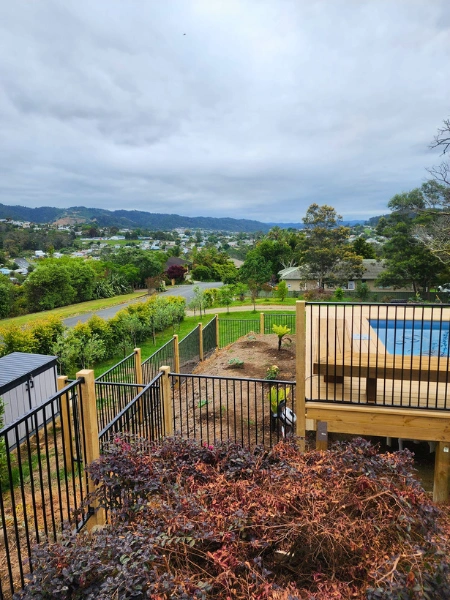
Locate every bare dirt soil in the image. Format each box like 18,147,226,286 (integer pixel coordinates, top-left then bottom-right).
194,332,296,381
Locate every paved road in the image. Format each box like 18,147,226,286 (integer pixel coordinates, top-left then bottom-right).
63,282,224,327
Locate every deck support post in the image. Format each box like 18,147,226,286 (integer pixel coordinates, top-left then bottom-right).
433,441,450,504
295,301,306,452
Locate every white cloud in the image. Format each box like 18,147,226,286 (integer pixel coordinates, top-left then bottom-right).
0,0,449,222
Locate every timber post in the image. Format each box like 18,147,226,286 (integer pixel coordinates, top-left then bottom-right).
260,313,265,335
173,334,180,388
215,315,220,349
134,348,144,424
160,366,174,436
58,375,72,475
295,301,306,452
199,323,204,361
76,369,105,530
434,441,450,503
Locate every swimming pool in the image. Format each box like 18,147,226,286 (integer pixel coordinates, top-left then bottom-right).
369,319,450,357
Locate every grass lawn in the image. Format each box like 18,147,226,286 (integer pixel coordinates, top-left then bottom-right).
0,291,148,328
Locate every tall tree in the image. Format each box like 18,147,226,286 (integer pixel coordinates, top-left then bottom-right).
299,204,363,288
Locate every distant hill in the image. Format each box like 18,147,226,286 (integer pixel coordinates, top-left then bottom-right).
0,203,367,232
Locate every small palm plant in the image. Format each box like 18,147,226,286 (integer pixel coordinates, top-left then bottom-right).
272,324,291,351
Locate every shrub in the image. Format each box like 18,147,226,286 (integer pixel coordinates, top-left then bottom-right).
228,357,244,368
265,364,280,380
303,288,333,302
17,437,450,600
272,324,291,351
333,287,345,301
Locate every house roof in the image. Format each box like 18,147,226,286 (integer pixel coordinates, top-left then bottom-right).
278,259,386,281
164,256,192,271
0,352,57,394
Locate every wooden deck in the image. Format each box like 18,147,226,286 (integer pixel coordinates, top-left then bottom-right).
307,304,450,410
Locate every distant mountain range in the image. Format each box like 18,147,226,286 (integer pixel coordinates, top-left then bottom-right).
0,203,366,233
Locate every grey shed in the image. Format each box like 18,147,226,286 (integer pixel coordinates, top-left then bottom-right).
0,352,58,447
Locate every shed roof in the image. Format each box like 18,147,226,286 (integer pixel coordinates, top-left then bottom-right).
0,352,57,393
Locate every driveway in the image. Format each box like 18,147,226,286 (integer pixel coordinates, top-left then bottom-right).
63,282,224,327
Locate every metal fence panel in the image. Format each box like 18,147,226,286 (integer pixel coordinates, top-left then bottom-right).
141,338,175,384
178,326,200,373
219,319,259,348
95,351,136,384
98,373,165,451
202,317,217,358
0,380,88,599
95,382,144,432
264,313,296,334
171,373,296,451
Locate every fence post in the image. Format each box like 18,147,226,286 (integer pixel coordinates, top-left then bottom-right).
76,369,105,530
134,348,143,386
295,301,306,452
199,323,204,361
173,334,180,389
58,375,73,475
215,314,220,348
260,313,265,335
134,348,145,424
160,366,174,436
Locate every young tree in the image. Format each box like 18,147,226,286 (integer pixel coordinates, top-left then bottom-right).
275,280,288,302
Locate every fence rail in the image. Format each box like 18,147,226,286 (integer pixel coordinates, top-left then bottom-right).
0,379,88,599
170,373,296,450
306,302,450,410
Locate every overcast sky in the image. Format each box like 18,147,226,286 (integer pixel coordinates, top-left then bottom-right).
0,1,449,223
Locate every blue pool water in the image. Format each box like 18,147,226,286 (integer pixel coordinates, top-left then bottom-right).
369,320,450,357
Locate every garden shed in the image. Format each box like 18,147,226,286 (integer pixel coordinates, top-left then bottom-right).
0,352,58,447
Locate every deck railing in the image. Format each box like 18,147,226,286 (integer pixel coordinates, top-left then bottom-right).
307,302,450,410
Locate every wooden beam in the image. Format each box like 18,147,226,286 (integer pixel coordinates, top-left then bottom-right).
199,323,204,361
58,376,72,475
160,366,174,436
306,402,450,442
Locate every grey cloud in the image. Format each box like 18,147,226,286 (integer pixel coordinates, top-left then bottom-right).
0,0,449,222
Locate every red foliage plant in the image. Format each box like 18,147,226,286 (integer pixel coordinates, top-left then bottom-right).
17,436,450,600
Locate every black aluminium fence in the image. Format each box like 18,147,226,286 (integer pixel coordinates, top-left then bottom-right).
307,302,450,410
178,326,200,373
98,373,165,452
170,373,296,450
95,351,137,384
142,338,175,384
202,318,217,358
219,318,259,348
0,379,89,600
95,382,144,433
264,312,296,334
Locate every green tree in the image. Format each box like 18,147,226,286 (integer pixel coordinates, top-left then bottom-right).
300,204,363,288
351,238,377,259
219,285,234,313
275,280,288,302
